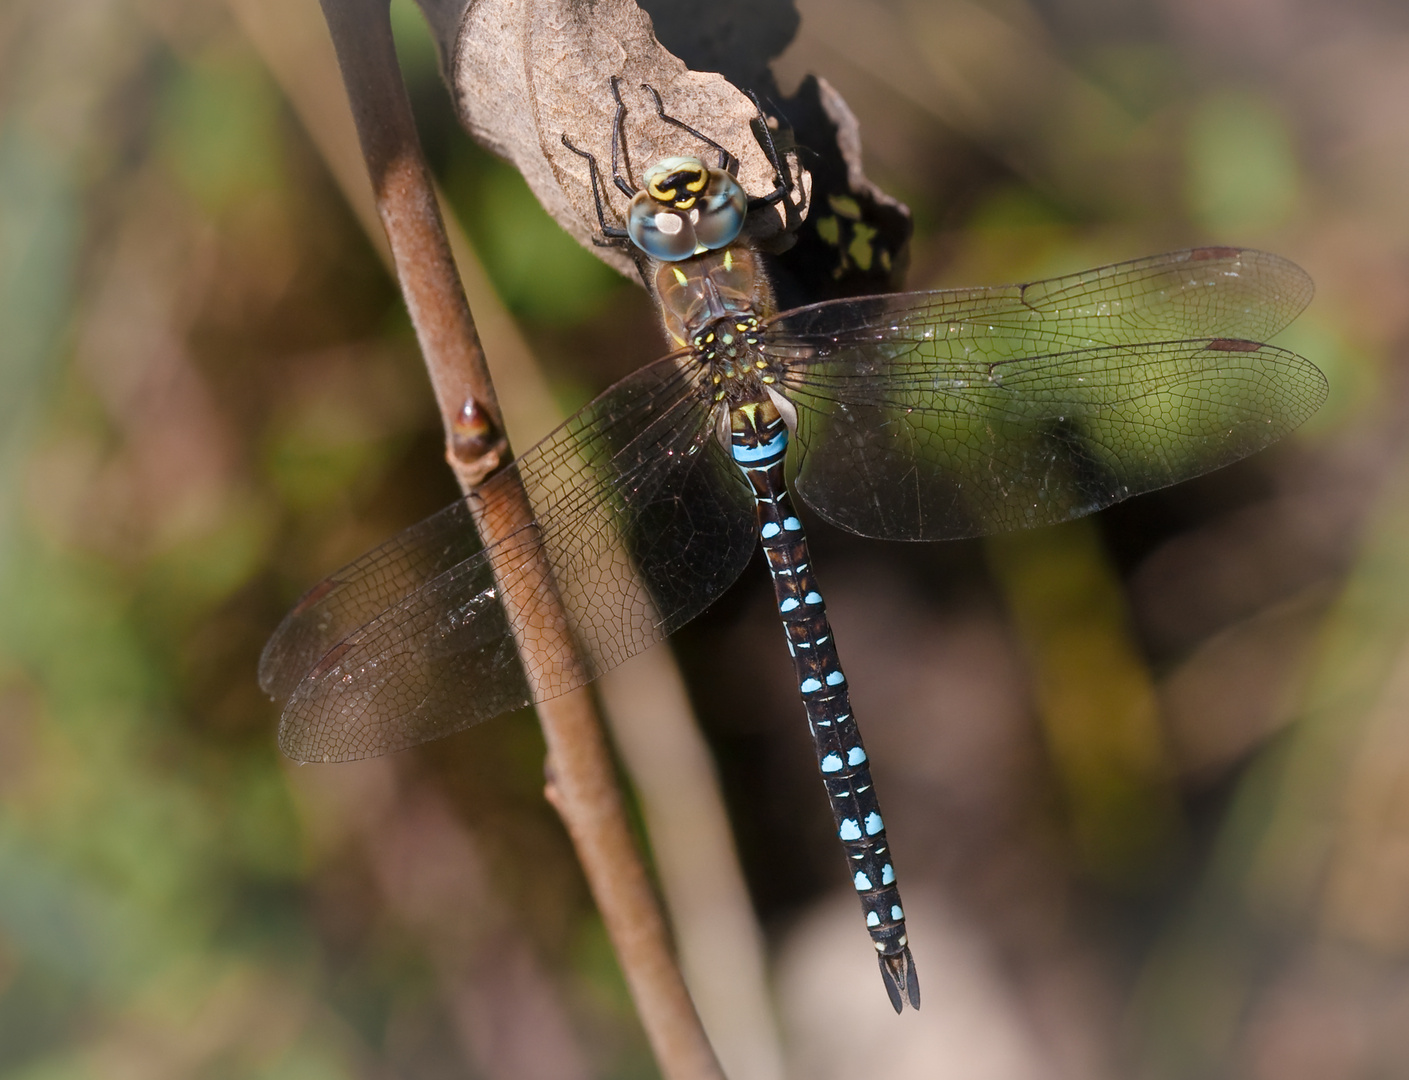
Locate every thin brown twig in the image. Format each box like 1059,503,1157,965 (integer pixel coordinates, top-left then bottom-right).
314,1,724,1076
235,0,779,1064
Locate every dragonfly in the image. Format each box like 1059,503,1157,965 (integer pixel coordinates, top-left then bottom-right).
260,85,1326,1014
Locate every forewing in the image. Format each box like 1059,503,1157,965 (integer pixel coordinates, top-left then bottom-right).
265,354,757,762
763,249,1325,539
770,247,1313,350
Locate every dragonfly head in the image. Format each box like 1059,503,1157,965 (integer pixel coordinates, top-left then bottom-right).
628,156,747,261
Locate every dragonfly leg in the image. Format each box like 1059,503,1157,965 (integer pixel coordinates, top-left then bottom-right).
742,89,795,212
607,75,640,199
640,81,796,215
560,134,632,247
641,81,737,174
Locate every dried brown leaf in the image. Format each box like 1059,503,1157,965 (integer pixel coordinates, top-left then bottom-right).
426,0,810,278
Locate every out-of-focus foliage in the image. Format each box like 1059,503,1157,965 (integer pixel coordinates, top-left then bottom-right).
2,0,1408,1077
0,3,642,1076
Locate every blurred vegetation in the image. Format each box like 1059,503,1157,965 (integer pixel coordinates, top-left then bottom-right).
2,0,1408,1077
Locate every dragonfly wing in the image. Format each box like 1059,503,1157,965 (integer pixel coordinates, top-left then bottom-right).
769,247,1313,350
265,353,757,762
258,497,483,706
764,249,1325,540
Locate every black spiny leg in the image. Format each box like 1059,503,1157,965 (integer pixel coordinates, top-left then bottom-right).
639,83,794,215
642,81,738,173
559,134,632,249
607,75,639,200
743,89,795,211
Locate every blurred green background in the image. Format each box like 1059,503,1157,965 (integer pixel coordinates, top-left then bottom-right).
1,0,1405,1077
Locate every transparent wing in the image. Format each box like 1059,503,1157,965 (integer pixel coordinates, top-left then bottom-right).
769,247,1313,351
260,354,756,762
763,248,1326,539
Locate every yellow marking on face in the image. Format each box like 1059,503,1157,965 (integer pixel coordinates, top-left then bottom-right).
723,249,734,270
650,165,707,207
672,267,688,285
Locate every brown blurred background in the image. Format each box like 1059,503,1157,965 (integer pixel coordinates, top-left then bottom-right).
1,0,1405,1076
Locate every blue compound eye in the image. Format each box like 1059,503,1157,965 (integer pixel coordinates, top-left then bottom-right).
627,194,698,261
691,170,746,251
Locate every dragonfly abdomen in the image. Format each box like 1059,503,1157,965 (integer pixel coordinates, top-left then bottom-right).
729,400,920,1012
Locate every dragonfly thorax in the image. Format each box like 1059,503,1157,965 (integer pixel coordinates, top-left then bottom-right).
652,245,776,345
649,242,782,407
694,312,780,405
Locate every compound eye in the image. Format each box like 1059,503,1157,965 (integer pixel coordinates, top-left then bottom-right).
691,170,747,251
626,192,697,261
